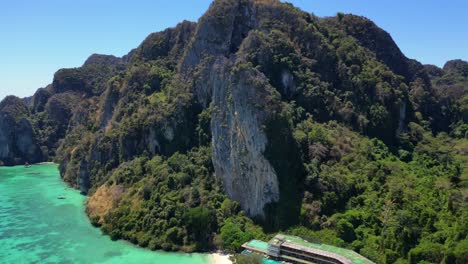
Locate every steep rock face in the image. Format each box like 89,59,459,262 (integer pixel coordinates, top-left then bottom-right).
180,0,294,217
177,0,413,217
52,68,87,94
181,0,257,105
56,22,199,193
45,94,78,132
0,114,15,163
0,0,464,238
0,1,465,258
0,96,42,165
15,119,40,159
59,132,112,193
210,58,280,217
51,55,125,96
22,96,33,106
99,82,120,129
31,87,51,113
133,20,196,63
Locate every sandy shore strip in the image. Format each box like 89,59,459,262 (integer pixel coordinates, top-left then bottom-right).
210,252,232,264
36,162,57,165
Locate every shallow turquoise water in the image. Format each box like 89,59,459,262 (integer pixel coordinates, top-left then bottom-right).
0,164,210,264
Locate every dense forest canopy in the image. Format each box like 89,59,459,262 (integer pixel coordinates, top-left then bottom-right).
0,0,466,263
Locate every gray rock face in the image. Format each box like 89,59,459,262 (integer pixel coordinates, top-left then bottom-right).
179,0,282,217
145,127,162,154
0,115,13,160
78,159,90,194
32,88,51,113
209,58,280,217
281,69,296,95
15,119,40,159
0,96,42,165
183,3,257,60
99,83,120,129
0,116,41,165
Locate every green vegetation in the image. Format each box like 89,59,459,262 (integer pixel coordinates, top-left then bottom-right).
230,254,263,264
0,1,466,263
0,96,30,121
428,60,468,139
290,119,467,263
88,147,266,252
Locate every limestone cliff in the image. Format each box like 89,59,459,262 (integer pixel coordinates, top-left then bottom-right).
0,96,42,165
0,1,464,260
209,58,281,217
178,0,285,217
0,0,464,228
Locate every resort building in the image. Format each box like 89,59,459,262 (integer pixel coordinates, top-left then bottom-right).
242,234,374,264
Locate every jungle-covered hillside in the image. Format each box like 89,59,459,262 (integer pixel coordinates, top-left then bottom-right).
0,0,466,263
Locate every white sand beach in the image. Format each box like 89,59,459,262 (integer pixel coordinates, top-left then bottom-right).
210,253,232,264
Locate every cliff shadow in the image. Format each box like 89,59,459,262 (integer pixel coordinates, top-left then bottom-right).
262,114,305,231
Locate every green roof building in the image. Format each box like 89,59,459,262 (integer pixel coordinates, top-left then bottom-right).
242,234,375,264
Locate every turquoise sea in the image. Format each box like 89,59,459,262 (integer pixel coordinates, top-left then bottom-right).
0,164,210,264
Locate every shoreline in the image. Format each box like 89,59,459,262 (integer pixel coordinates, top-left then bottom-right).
11,163,233,263
0,165,214,263
209,252,232,264
0,161,57,167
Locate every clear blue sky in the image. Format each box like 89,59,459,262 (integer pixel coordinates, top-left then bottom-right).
1,0,467,100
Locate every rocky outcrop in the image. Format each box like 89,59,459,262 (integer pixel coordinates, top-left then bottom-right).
179,0,289,217
0,0,463,228
180,0,257,78
167,0,426,218
424,64,444,79
443,59,468,77
210,58,280,217
99,83,120,129
0,96,42,165
51,53,126,96
45,94,77,128
31,87,51,113
133,20,196,63
84,54,123,67
52,68,87,94
78,159,90,193
429,59,468,125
